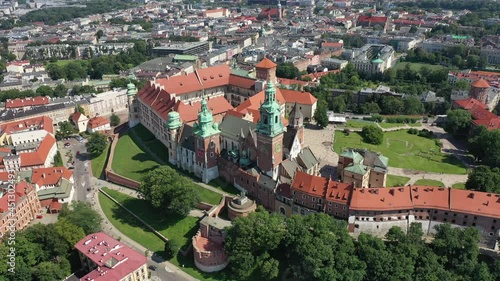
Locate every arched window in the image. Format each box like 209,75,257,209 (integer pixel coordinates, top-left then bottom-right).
279,207,286,215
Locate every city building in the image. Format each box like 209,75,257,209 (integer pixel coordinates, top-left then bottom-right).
87,116,111,133
0,133,57,172
349,44,395,75
4,96,50,110
453,98,500,131
357,15,389,32
75,232,148,281
0,179,41,239
87,88,128,118
338,150,389,188
0,116,54,146
152,41,211,56
72,112,89,133
203,8,230,18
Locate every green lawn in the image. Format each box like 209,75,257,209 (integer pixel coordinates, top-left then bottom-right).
112,132,162,182
346,119,375,128
100,188,235,281
378,122,422,129
129,124,169,163
91,143,110,178
394,62,446,72
208,178,241,195
452,182,466,189
48,59,79,67
333,130,467,174
414,179,445,187
386,175,410,187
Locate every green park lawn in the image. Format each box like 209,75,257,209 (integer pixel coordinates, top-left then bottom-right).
91,143,110,178
333,130,467,174
378,122,422,129
386,175,410,187
394,62,446,72
452,182,466,189
99,188,234,281
346,119,376,128
112,132,161,182
414,179,445,187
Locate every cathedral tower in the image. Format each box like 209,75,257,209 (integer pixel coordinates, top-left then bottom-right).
127,82,139,128
256,79,285,180
165,111,182,166
193,95,221,183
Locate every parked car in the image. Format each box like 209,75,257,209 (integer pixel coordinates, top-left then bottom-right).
148,265,157,271
36,215,43,219
64,142,71,148
76,151,80,156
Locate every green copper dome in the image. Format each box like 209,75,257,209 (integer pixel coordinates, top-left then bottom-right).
256,80,284,137
372,58,384,64
193,95,220,138
127,82,137,96
166,111,182,129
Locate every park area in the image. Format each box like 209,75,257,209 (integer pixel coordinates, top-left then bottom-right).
394,62,446,72
333,130,467,174
99,188,233,281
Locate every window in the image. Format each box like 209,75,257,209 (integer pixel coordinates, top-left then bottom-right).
312,197,316,202
312,204,315,209
335,204,338,208
211,141,215,148
328,202,332,206
302,194,306,199
328,208,331,212
444,212,448,216
210,152,214,157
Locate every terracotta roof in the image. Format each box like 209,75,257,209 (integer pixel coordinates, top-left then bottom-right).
6,60,30,67
291,171,330,197
19,134,56,167
1,116,54,134
234,86,288,126
156,64,231,96
255,57,277,69
5,96,50,109
31,167,72,187
277,78,310,86
229,74,256,89
0,181,35,213
349,187,413,211
471,78,490,88
325,180,352,204
453,98,487,110
322,42,343,48
472,117,500,130
88,116,110,129
450,189,499,218
357,15,388,24
410,186,449,210
72,112,88,123
75,232,147,281
280,89,317,105
173,96,233,123
468,104,497,120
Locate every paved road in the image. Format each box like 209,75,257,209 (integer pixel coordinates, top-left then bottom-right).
58,137,92,202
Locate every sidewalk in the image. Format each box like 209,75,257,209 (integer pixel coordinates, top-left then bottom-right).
91,184,197,281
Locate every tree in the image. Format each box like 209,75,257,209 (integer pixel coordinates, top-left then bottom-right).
361,125,383,145
46,64,66,80
86,132,108,156
314,100,329,128
444,109,471,136
409,25,418,33
403,96,424,115
285,214,365,281
331,95,347,113
95,29,104,42
225,209,286,280
59,201,102,235
75,105,85,115
110,114,120,126
468,128,500,168
53,84,67,97
360,102,381,114
379,96,404,115
164,240,181,259
54,218,86,247
465,166,500,193
32,261,67,281
466,54,481,69
140,166,200,216
276,62,300,79
109,78,129,89
57,121,74,139
35,85,54,97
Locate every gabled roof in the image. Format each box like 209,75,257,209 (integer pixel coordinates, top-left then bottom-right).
1,116,54,135
472,117,500,130
31,166,72,187
280,89,317,105
229,74,256,89
0,181,35,213
410,186,449,210
350,187,413,211
174,96,233,123
72,112,88,123
453,98,487,110
471,78,490,88
344,163,369,175
88,116,110,129
296,147,319,170
450,189,499,218
5,96,50,109
19,134,56,167
291,171,330,197
255,57,277,69
357,15,388,24
219,114,256,140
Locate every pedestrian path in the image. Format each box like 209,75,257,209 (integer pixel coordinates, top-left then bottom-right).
387,167,468,187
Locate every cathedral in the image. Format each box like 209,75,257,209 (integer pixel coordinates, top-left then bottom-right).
129,58,320,209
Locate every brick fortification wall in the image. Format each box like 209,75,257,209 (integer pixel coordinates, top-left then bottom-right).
104,132,141,189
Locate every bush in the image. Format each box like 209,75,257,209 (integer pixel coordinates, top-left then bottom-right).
361,125,384,145
363,114,383,122
418,129,434,138
385,117,420,124
54,151,63,166
164,239,181,258
408,128,419,135
110,114,120,126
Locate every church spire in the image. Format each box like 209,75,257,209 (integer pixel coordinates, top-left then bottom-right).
256,78,284,137
194,92,220,138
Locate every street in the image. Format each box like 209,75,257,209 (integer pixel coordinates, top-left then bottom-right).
58,137,92,202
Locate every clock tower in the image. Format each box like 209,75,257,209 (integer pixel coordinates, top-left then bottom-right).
256,79,284,180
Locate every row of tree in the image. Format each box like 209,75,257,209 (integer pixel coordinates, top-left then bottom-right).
404,47,487,70
0,202,102,281
225,210,499,281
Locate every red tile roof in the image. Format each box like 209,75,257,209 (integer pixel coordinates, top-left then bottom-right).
321,42,344,48
156,64,231,96
75,232,147,281
471,78,490,88
472,117,500,130
0,181,35,213
234,85,288,126
255,57,277,69
88,116,110,129
350,187,413,211
357,15,388,24
410,186,449,210
450,189,499,218
5,96,50,109
291,171,330,197
31,167,72,187
277,78,310,86
280,89,317,105
174,96,233,123
0,116,54,134
453,98,487,110
72,112,87,123
19,134,56,167
229,74,256,89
